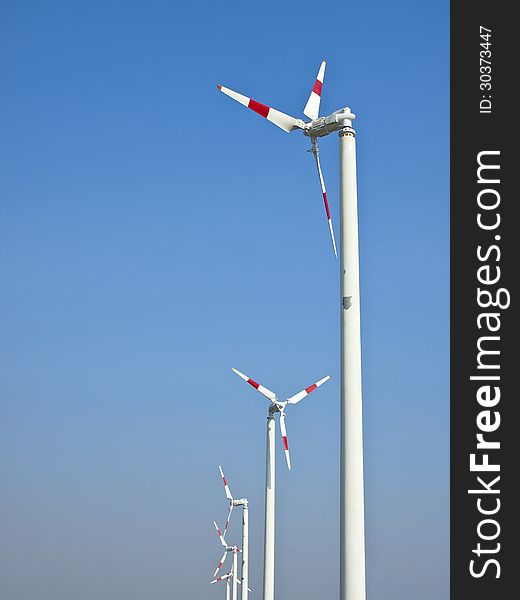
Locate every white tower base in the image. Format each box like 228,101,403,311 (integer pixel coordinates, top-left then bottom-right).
263,410,276,600
339,126,366,600
241,500,249,600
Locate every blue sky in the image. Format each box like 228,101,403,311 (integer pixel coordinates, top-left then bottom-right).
0,1,449,599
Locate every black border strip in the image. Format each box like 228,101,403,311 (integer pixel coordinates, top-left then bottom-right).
451,2,516,597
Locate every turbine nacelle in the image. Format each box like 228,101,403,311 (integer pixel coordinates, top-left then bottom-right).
232,498,248,507
304,108,356,138
268,401,284,414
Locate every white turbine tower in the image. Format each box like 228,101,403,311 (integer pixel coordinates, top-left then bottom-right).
219,61,365,600
231,368,331,600
218,466,249,600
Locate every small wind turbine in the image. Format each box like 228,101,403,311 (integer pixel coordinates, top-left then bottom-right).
231,367,331,600
232,368,330,470
211,570,233,600
217,466,249,600
212,521,241,600
219,61,366,600
211,568,252,600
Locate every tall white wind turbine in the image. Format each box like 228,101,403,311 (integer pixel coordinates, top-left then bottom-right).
231,368,331,600
219,61,366,600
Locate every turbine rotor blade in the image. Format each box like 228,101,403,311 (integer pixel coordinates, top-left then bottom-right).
213,549,228,578
223,504,234,539
279,412,291,470
213,521,227,548
217,85,303,133
232,368,277,401
311,140,337,256
303,60,326,120
211,572,232,584
287,374,332,405
218,465,234,502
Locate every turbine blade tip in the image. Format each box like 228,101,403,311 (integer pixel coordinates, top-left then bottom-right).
217,85,222,90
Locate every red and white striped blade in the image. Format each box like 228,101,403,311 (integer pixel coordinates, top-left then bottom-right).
213,549,228,577
287,374,332,405
213,520,227,548
303,61,326,121
312,144,337,256
232,368,277,401
279,412,291,470
223,504,234,539
211,572,232,584
218,465,233,502
218,85,302,133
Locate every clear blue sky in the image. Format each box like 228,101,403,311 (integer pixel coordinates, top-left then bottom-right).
0,1,449,599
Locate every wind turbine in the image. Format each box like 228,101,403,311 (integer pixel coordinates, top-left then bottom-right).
218,61,353,257
211,569,251,600
218,466,249,600
210,571,233,600
231,367,331,600
219,61,366,600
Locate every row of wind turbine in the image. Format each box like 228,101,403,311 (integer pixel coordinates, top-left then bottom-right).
213,57,365,600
